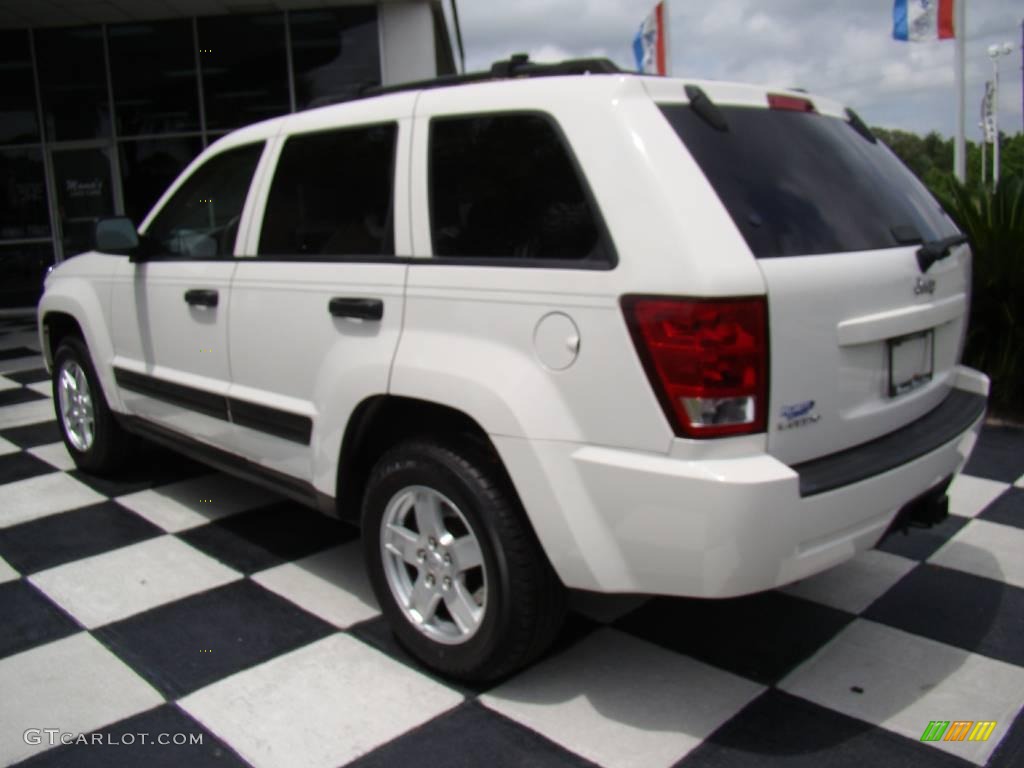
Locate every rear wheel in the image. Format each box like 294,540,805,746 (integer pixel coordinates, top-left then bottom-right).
362,439,565,682
52,336,134,474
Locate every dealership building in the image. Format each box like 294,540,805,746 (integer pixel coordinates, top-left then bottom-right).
0,0,456,307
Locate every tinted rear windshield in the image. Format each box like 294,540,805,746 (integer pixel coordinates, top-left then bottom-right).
659,104,958,258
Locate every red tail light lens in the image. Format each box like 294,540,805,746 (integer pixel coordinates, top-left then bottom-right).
623,296,768,438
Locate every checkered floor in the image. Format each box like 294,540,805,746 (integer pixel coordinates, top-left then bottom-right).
1,313,1022,768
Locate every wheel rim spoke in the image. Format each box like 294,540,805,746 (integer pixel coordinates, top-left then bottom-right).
413,491,446,540
450,534,483,572
410,574,442,623
445,582,482,633
383,523,421,566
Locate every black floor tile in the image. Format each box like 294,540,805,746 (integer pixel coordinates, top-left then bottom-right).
977,488,1024,531
94,579,336,698
0,420,61,449
348,701,599,768
0,451,57,485
989,704,1024,768
0,501,162,574
676,688,974,768
0,580,80,659
874,513,969,561
864,564,1024,667
0,388,47,407
963,425,1024,483
3,368,50,385
0,346,38,361
615,592,853,685
178,501,357,574
12,704,250,768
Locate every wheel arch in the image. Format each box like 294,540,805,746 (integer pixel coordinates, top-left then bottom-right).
333,394,507,522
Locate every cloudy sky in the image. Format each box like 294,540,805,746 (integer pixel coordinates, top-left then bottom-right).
453,0,1023,139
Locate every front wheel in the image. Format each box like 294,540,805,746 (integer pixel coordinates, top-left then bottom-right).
362,440,565,682
52,336,134,474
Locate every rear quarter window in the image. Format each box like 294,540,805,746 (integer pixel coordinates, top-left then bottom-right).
659,104,958,258
428,112,614,266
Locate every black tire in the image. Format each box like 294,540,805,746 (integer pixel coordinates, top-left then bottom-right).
52,336,134,474
362,439,565,682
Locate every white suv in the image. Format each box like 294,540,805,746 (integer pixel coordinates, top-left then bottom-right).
38,57,989,681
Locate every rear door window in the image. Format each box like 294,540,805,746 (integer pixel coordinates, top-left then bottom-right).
428,112,612,265
259,122,397,258
659,104,958,258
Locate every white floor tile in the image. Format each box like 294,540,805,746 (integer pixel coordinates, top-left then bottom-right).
1,473,106,529
928,519,1024,589
482,628,764,768
1015,474,1024,489
30,536,240,629
116,474,279,533
252,542,379,629
0,398,54,428
28,442,76,471
0,435,18,456
0,374,17,392
27,381,52,398
780,619,1024,765
949,474,1011,518
781,549,917,614
0,633,163,764
180,633,462,768
0,554,18,583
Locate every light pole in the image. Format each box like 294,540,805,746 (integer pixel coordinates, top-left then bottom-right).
987,42,1013,185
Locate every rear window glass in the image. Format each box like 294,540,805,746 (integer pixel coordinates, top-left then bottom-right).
659,104,958,258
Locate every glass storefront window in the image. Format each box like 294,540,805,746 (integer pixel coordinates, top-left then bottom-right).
0,148,50,240
52,148,114,258
108,20,200,137
199,14,289,131
290,7,381,109
0,242,54,307
0,30,39,145
119,136,202,224
35,26,111,141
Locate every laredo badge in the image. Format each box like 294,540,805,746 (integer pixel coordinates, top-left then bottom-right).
778,400,821,431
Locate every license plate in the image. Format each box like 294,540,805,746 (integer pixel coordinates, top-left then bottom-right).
888,330,933,397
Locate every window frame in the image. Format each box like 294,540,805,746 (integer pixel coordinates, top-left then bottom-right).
255,120,400,261
425,109,617,271
140,140,265,262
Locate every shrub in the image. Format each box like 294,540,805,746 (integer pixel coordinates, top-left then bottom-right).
933,175,1024,418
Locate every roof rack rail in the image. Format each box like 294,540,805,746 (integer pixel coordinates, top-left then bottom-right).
304,53,623,110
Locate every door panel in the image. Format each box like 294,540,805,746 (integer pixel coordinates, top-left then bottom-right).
111,141,265,446
226,116,410,488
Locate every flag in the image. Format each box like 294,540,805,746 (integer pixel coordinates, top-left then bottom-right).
633,2,668,75
893,0,955,42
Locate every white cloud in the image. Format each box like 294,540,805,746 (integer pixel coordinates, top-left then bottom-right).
453,0,1024,136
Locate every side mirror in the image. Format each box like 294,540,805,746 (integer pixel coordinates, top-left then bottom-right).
95,217,140,256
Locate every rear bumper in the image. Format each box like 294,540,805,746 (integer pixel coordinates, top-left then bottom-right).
496,366,989,598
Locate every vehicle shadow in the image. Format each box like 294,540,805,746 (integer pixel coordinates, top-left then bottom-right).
484,541,1013,765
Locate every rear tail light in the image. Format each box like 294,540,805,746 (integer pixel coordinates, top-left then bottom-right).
622,296,768,438
768,93,816,113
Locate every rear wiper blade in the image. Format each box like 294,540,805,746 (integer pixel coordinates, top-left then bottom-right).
917,234,968,273
684,85,728,132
